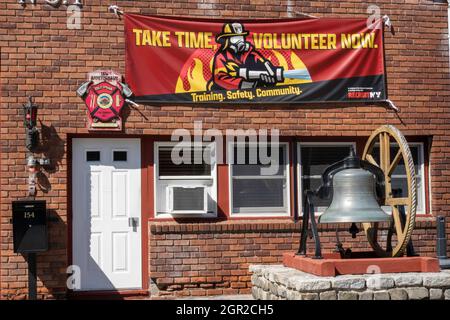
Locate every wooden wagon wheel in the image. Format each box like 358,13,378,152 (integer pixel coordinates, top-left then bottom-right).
362,125,417,257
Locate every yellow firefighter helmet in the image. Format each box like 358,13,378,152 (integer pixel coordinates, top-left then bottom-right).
216,22,249,42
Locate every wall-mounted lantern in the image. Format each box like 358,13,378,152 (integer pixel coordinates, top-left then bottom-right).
22,96,50,197
23,96,39,152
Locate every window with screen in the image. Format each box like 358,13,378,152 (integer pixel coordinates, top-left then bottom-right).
230,143,289,215
299,143,354,213
155,142,217,216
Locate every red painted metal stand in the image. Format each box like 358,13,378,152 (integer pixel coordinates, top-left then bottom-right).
283,252,440,277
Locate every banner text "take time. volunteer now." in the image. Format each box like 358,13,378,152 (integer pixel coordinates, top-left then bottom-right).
131,30,379,50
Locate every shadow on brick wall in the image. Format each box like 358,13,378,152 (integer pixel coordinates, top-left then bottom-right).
34,208,68,299
29,122,66,194
38,122,65,174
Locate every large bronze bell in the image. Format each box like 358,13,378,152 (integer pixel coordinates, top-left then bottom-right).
299,126,416,258
319,167,391,224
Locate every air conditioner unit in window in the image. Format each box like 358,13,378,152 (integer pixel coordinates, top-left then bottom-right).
168,186,208,214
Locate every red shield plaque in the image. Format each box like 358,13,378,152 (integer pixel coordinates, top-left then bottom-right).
78,70,129,131
85,82,125,123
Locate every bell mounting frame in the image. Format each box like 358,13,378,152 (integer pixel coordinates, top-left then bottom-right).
362,125,417,257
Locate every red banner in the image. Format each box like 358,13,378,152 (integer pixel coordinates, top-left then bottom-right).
125,14,386,104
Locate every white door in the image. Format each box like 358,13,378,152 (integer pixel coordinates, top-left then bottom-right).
72,138,142,291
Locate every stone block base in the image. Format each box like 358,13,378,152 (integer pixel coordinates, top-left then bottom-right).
250,264,450,300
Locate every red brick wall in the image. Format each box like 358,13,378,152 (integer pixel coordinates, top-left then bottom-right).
1,0,449,299
149,220,438,297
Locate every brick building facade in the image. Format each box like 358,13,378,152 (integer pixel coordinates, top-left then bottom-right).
1,0,449,299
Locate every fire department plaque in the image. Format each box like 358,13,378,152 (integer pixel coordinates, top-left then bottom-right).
77,70,133,131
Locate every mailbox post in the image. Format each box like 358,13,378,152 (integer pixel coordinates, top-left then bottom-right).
12,200,48,300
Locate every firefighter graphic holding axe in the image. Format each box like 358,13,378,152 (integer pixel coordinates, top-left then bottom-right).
208,22,285,91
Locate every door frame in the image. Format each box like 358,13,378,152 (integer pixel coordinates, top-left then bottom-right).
67,134,149,296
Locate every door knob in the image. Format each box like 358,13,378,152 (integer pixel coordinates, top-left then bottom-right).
128,217,139,231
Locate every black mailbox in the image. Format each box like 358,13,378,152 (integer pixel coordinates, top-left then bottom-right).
12,200,48,253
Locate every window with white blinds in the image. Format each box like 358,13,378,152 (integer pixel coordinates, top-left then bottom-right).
230,143,290,215
154,142,217,217
158,145,212,178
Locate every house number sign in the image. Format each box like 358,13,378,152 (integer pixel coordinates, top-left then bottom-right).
19,0,83,29
19,0,82,6
19,0,83,7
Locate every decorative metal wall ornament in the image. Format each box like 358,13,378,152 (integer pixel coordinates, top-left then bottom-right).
77,70,134,131
298,125,417,258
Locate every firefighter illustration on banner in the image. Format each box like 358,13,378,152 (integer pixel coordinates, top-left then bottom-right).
76,70,134,131
209,22,311,91
209,22,280,90
174,22,312,93
127,14,387,103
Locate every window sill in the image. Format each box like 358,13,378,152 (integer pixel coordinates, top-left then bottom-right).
149,219,298,234
229,212,291,218
415,214,435,222
153,212,218,219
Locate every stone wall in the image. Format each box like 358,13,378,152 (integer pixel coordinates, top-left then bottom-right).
250,264,450,300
